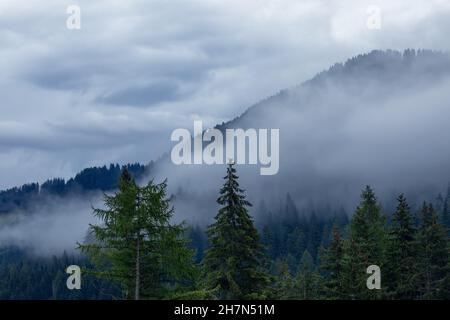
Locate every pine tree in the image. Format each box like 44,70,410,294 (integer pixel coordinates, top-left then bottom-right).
320,225,344,299
203,163,270,299
385,194,417,299
416,202,449,299
79,169,195,299
341,186,387,299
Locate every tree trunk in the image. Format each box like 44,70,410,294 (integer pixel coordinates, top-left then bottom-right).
135,236,140,300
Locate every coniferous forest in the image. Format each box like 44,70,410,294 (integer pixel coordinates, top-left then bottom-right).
2,0,450,311
1,163,449,300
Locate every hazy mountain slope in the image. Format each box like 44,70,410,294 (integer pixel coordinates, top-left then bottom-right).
0,163,148,215
2,49,450,253
154,49,450,221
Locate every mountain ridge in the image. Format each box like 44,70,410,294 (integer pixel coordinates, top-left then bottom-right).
2,48,450,216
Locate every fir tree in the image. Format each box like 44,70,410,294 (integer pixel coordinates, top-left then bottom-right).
441,184,450,236
295,250,322,299
385,194,417,299
203,163,270,299
306,212,323,261
320,225,344,299
79,169,195,299
341,186,387,299
273,259,295,299
416,202,449,299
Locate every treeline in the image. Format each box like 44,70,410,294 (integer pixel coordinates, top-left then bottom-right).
0,164,449,299
0,248,120,299
187,184,450,300
312,49,450,86
268,188,450,299
77,164,450,300
0,163,148,214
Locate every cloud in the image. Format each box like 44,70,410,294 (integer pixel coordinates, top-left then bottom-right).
1,0,450,188
151,51,450,225
96,82,183,107
0,193,103,255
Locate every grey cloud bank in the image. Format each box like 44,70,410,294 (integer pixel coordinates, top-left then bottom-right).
0,193,103,255
2,0,450,188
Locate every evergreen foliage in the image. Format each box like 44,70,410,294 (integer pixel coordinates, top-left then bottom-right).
78,169,195,299
385,194,417,299
1,172,450,300
203,163,270,299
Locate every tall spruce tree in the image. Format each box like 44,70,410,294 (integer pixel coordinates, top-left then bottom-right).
416,202,449,299
341,186,387,299
385,194,417,299
203,163,270,299
320,224,344,299
79,169,195,299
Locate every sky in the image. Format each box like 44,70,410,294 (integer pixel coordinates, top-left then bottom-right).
1,0,450,189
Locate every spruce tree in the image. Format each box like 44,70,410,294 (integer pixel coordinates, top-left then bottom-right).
441,184,450,236
294,250,322,299
341,186,387,299
203,163,270,299
79,169,195,299
416,202,449,299
385,194,417,299
320,225,344,299
273,259,295,299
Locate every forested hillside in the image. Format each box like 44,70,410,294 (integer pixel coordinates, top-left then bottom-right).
0,165,449,299
0,163,148,214
1,50,450,299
